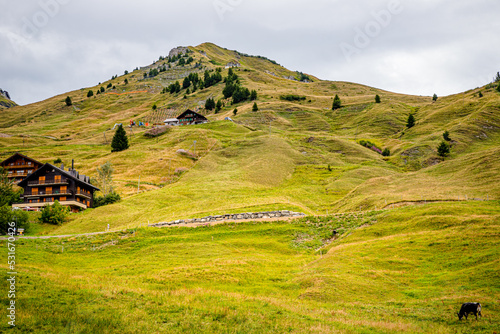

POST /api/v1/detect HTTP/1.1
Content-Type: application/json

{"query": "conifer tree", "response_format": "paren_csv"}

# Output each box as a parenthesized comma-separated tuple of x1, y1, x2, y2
(332, 95, 342, 110)
(437, 141, 450, 157)
(65, 96, 72, 106)
(111, 124, 129, 152)
(375, 94, 381, 103)
(87, 90, 94, 98)
(252, 102, 259, 112)
(433, 93, 438, 101)
(406, 114, 415, 128)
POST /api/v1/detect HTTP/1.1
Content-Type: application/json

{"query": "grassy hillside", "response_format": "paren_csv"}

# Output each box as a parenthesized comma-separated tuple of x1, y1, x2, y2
(0, 42, 499, 235)
(1, 202, 498, 333)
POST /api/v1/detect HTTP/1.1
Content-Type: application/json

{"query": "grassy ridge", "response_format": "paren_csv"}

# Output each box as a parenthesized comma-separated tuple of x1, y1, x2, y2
(1, 202, 498, 333)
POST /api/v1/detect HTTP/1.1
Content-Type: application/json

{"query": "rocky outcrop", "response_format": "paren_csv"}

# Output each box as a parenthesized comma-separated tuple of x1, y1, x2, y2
(0, 89, 16, 108)
(0, 89, 11, 100)
(169, 46, 189, 58)
(150, 210, 306, 227)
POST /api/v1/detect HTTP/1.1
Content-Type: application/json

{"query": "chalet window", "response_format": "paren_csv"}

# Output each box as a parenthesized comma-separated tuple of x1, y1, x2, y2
(28, 162, 32, 165)
(32, 188, 38, 195)
(60, 197, 66, 201)
(46, 187, 52, 195)
(17, 170, 24, 174)
(61, 186, 67, 193)
(55, 175, 61, 183)
(39, 176, 45, 184)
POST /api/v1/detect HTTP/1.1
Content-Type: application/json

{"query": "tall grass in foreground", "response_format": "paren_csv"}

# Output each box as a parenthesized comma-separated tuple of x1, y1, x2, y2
(1, 202, 499, 333)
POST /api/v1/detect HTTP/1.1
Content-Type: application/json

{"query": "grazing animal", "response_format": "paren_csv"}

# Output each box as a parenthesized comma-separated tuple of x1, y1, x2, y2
(457, 302, 482, 320)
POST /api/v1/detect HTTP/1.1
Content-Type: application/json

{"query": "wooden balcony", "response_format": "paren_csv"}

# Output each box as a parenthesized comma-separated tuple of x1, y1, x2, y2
(23, 191, 71, 197)
(28, 178, 69, 186)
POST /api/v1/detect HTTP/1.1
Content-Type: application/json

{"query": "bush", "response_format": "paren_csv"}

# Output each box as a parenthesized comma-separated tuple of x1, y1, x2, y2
(54, 158, 63, 164)
(38, 201, 69, 225)
(432, 94, 438, 101)
(382, 148, 391, 157)
(478, 91, 483, 98)
(93, 192, 121, 208)
(0, 206, 30, 235)
(280, 94, 306, 102)
(375, 95, 381, 103)
(233, 108, 238, 116)
(87, 90, 94, 98)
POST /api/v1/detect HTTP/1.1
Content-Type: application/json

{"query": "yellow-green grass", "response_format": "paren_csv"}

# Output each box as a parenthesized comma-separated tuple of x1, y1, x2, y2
(1, 42, 499, 235)
(1, 202, 498, 333)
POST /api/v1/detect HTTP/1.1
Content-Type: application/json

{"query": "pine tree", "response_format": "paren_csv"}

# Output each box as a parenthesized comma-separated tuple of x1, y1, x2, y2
(443, 130, 451, 141)
(252, 102, 259, 112)
(65, 96, 72, 106)
(87, 90, 94, 98)
(250, 90, 258, 101)
(332, 95, 342, 110)
(433, 93, 438, 101)
(233, 108, 238, 115)
(183, 77, 191, 89)
(215, 99, 222, 113)
(375, 94, 381, 103)
(437, 141, 450, 157)
(478, 91, 483, 98)
(406, 114, 415, 128)
(111, 125, 129, 152)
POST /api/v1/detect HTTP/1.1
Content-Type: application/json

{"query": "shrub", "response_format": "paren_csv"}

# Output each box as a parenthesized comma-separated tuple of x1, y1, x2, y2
(432, 94, 438, 101)
(437, 141, 450, 157)
(93, 192, 121, 208)
(375, 95, 381, 103)
(0, 205, 30, 235)
(38, 201, 69, 225)
(382, 148, 391, 157)
(87, 90, 94, 98)
(252, 102, 259, 112)
(54, 158, 63, 164)
(65, 96, 72, 106)
(107, 83, 112, 88)
(280, 94, 306, 102)
(233, 108, 238, 116)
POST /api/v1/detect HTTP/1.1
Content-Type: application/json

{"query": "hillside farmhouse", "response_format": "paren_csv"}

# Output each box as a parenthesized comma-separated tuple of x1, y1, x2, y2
(165, 109, 208, 126)
(1, 153, 44, 184)
(15, 163, 99, 212)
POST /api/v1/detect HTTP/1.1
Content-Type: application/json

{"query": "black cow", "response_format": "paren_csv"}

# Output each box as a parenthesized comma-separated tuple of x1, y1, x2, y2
(457, 302, 482, 320)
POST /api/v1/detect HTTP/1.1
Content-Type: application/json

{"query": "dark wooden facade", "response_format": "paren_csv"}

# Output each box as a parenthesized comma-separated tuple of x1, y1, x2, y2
(15, 163, 99, 212)
(176, 110, 208, 126)
(0, 153, 43, 184)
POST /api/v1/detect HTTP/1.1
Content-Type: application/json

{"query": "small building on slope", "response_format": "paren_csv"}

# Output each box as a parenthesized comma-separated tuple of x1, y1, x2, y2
(0, 152, 44, 184)
(176, 109, 208, 126)
(15, 163, 99, 212)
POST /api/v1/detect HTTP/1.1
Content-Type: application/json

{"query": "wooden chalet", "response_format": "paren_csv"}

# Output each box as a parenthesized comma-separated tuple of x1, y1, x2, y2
(0, 153, 44, 183)
(176, 110, 208, 126)
(15, 163, 99, 212)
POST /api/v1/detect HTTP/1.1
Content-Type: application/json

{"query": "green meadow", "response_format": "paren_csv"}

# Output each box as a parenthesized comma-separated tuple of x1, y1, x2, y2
(1, 202, 499, 333)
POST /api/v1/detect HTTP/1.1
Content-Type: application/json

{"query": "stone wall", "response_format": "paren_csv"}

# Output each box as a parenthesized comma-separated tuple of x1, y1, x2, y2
(150, 210, 306, 227)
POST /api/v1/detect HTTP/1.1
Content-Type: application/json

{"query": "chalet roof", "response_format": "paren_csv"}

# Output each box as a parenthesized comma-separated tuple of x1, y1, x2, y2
(18, 163, 100, 191)
(163, 118, 179, 123)
(0, 152, 44, 166)
(176, 109, 208, 121)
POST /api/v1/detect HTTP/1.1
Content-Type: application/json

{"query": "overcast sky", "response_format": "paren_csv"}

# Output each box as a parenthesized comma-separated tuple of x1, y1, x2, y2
(1, 0, 499, 105)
